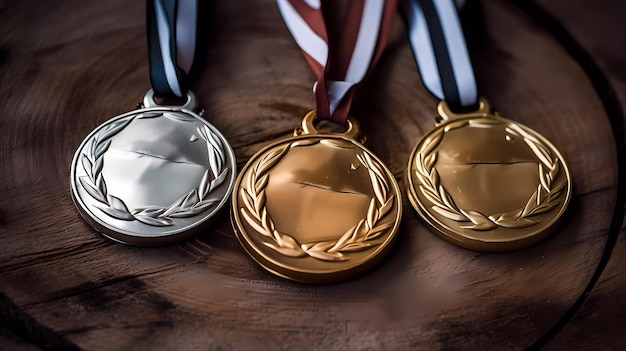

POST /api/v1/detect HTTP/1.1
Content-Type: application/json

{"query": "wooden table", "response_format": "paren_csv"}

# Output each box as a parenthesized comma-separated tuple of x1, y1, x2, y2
(1, 0, 624, 349)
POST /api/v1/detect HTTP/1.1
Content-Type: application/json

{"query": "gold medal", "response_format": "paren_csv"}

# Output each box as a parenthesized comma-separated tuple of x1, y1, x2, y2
(231, 112, 402, 283)
(406, 98, 572, 251)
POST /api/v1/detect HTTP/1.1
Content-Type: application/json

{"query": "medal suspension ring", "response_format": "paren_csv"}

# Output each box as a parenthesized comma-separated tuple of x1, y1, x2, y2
(239, 140, 395, 262)
(415, 120, 567, 231)
(78, 112, 228, 227)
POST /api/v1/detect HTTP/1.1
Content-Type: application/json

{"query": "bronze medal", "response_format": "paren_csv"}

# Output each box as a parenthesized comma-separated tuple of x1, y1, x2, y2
(232, 112, 402, 283)
(406, 99, 572, 251)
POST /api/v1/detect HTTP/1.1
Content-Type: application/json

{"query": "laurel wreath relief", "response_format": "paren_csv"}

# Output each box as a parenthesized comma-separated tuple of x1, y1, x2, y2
(239, 140, 395, 262)
(78, 112, 228, 227)
(415, 120, 567, 231)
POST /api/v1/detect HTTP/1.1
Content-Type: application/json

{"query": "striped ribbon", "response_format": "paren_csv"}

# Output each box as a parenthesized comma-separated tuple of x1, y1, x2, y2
(402, 0, 478, 110)
(277, 0, 398, 124)
(147, 0, 198, 98)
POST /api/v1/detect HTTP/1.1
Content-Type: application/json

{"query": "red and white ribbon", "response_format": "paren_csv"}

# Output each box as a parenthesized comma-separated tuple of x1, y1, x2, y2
(277, 0, 397, 124)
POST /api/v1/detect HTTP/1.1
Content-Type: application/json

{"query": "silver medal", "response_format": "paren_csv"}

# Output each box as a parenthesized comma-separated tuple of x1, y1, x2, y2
(70, 90, 236, 246)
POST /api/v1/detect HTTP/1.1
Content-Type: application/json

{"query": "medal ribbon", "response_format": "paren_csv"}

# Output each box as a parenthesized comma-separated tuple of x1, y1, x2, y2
(276, 0, 398, 124)
(147, 0, 198, 98)
(402, 0, 478, 110)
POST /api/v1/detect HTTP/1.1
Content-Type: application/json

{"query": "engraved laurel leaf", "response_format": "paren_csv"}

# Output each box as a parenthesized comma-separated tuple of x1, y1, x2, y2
(198, 170, 211, 201)
(530, 201, 560, 216)
(241, 208, 269, 236)
(261, 207, 269, 231)
(549, 158, 560, 178)
(79, 176, 106, 203)
(520, 189, 539, 217)
(415, 170, 433, 190)
(301, 240, 336, 252)
(255, 174, 269, 192)
(133, 208, 165, 216)
(430, 169, 440, 189)
(432, 206, 467, 222)
(495, 218, 538, 228)
(423, 132, 444, 157)
(94, 139, 111, 159)
(96, 174, 107, 195)
(365, 153, 384, 180)
(240, 188, 256, 218)
(490, 211, 518, 223)
(459, 209, 497, 231)
(262, 242, 307, 257)
(339, 242, 377, 252)
(81, 156, 93, 179)
(192, 199, 220, 211)
(163, 112, 195, 122)
(208, 147, 219, 182)
(306, 249, 347, 261)
(379, 196, 394, 219)
(424, 152, 438, 172)
(134, 215, 172, 226)
(169, 209, 205, 218)
(256, 146, 289, 177)
(366, 198, 377, 230)
(526, 137, 552, 168)
(211, 169, 228, 190)
(160, 195, 186, 218)
(328, 223, 359, 253)
(97, 207, 135, 221)
(181, 189, 199, 209)
(99, 118, 132, 142)
(370, 173, 386, 207)
(439, 185, 457, 210)
(539, 164, 550, 192)
(365, 221, 394, 241)
(255, 190, 266, 214)
(92, 157, 104, 179)
(107, 195, 129, 212)
(420, 186, 445, 208)
(274, 230, 301, 251)
(202, 126, 224, 174)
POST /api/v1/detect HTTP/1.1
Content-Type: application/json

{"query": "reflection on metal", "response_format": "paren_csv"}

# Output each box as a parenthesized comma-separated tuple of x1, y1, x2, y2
(70, 90, 236, 246)
(231, 111, 402, 283)
(407, 98, 572, 251)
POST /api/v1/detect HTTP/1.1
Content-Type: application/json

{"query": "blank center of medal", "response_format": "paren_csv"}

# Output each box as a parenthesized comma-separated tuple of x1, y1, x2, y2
(434, 121, 538, 215)
(101, 116, 209, 209)
(263, 141, 374, 244)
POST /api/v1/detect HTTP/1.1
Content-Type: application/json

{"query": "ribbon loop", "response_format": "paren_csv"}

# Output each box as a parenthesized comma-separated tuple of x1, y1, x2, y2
(277, 0, 397, 124)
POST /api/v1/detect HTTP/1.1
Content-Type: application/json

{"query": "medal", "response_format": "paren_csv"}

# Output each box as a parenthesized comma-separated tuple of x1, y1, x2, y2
(70, 0, 236, 246)
(231, 0, 401, 283)
(402, 0, 571, 251)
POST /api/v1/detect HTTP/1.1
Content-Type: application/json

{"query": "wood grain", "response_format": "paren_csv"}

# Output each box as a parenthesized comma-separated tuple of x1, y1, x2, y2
(526, 0, 626, 349)
(0, 0, 621, 349)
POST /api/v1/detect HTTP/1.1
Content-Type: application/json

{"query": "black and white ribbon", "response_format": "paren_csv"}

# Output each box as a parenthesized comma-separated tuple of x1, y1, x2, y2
(403, 0, 478, 109)
(147, 0, 198, 98)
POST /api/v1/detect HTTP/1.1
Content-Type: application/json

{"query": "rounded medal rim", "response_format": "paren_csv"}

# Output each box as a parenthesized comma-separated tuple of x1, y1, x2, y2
(70, 107, 237, 246)
(231, 133, 403, 284)
(405, 114, 572, 252)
